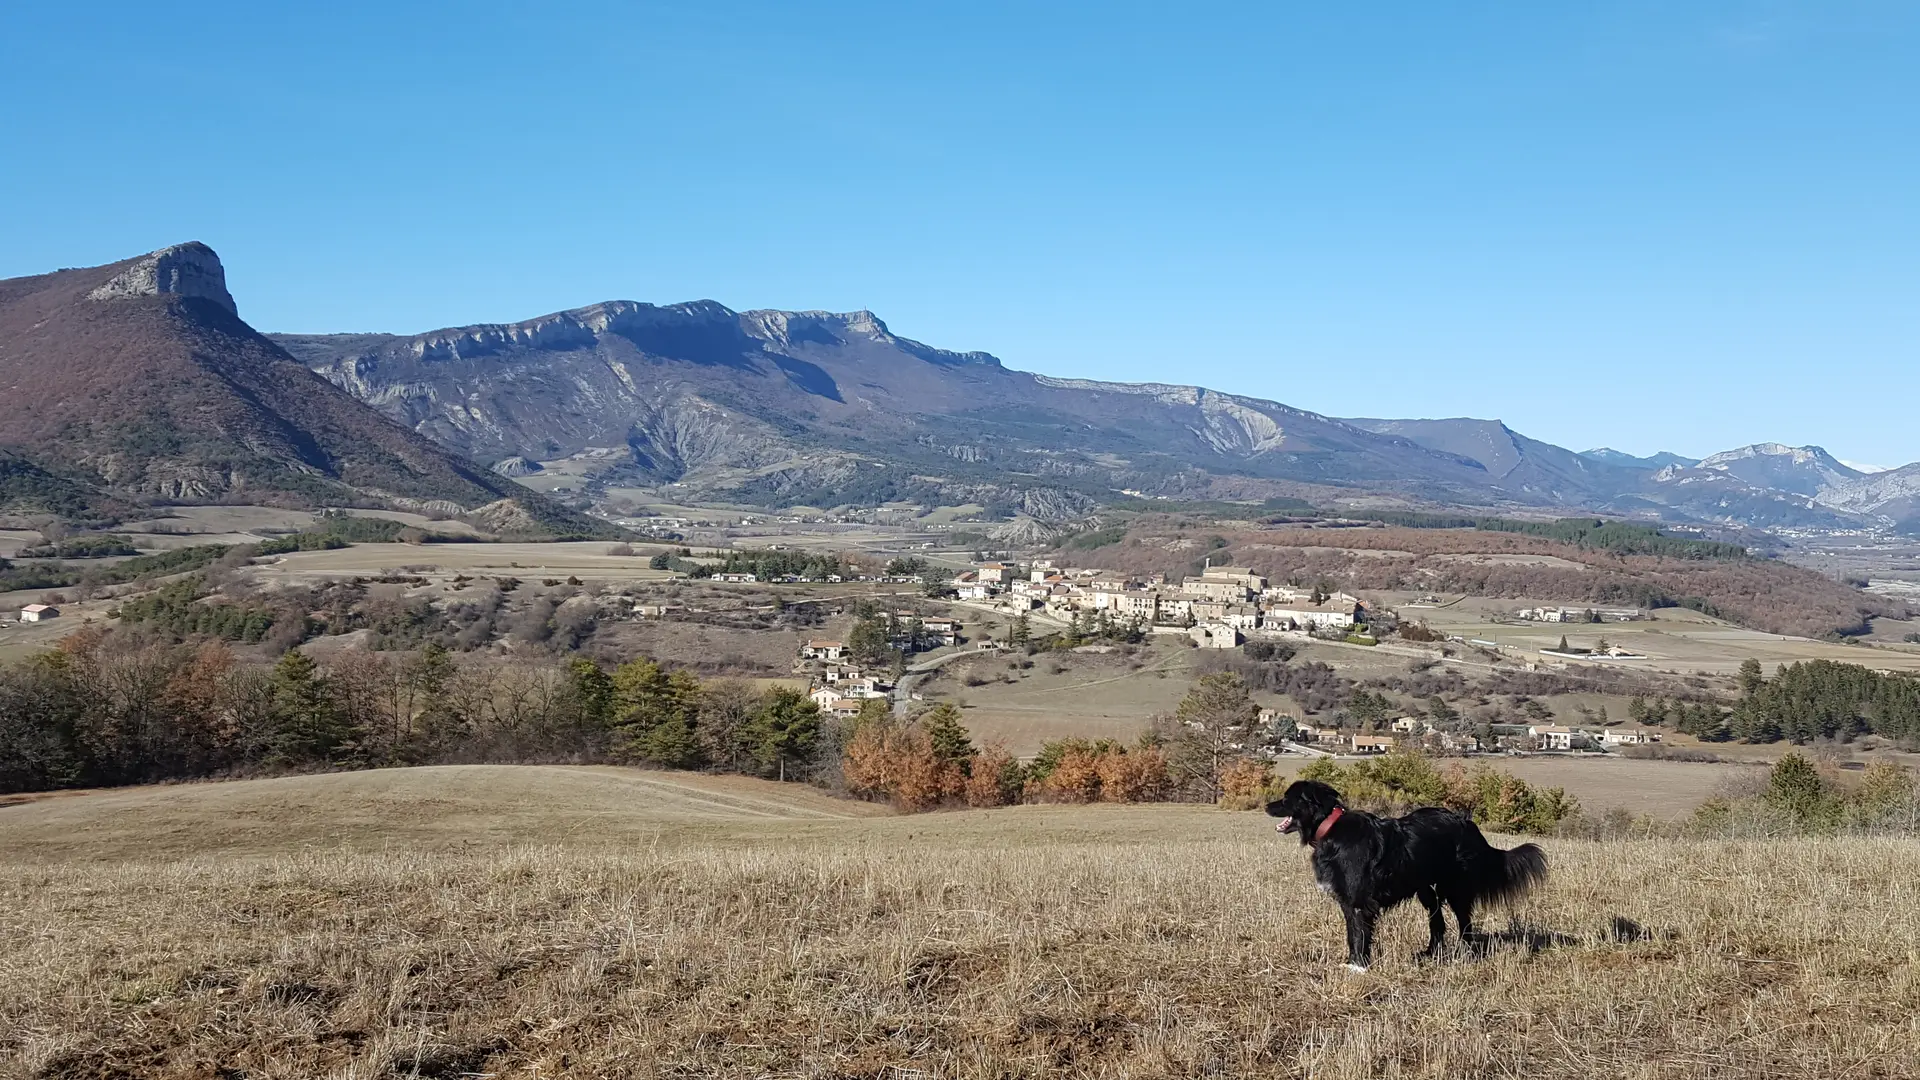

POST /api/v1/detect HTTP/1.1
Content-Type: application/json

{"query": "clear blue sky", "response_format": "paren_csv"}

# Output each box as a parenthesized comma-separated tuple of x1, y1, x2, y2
(4, 2, 1916, 465)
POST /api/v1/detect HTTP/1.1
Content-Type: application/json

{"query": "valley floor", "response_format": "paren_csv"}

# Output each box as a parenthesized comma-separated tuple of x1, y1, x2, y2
(3, 766, 1917, 1078)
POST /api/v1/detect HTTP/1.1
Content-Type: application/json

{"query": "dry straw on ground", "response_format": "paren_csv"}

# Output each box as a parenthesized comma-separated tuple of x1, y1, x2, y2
(2, 766, 1918, 1078)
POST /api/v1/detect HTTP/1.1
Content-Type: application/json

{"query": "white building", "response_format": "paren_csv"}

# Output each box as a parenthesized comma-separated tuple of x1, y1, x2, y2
(800, 640, 846, 661)
(1095, 590, 1160, 620)
(19, 604, 59, 623)
(1528, 725, 1595, 751)
(1349, 735, 1395, 755)
(1263, 599, 1360, 630)
(1601, 728, 1661, 746)
(1181, 577, 1252, 602)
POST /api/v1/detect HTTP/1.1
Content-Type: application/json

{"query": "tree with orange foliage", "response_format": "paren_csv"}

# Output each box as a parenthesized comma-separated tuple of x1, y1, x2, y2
(1096, 746, 1171, 803)
(1030, 746, 1103, 803)
(966, 742, 1023, 807)
(841, 714, 970, 810)
(1217, 756, 1274, 809)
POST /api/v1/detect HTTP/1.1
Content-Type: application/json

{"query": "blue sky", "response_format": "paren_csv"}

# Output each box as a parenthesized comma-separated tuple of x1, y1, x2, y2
(3, 2, 1916, 465)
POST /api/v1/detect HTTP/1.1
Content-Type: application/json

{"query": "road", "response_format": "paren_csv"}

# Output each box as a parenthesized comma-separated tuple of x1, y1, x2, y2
(892, 645, 1002, 715)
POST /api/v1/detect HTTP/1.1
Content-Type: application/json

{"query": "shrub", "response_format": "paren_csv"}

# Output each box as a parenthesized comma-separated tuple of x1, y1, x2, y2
(1296, 749, 1579, 834)
(1217, 758, 1274, 810)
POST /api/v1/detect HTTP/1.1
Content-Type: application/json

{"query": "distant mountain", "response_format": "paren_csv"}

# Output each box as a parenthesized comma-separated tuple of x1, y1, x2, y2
(1579, 447, 1699, 471)
(1686, 443, 1862, 498)
(277, 302, 1920, 536)
(279, 304, 1569, 516)
(1343, 418, 1641, 502)
(1812, 463, 1920, 533)
(0, 244, 609, 535)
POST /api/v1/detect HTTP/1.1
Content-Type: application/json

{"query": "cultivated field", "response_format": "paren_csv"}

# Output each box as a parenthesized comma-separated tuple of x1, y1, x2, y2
(1405, 596, 1920, 676)
(4, 767, 1917, 1078)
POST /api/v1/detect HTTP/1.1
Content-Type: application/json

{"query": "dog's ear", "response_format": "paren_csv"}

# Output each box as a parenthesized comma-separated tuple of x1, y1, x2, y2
(1288, 780, 1342, 817)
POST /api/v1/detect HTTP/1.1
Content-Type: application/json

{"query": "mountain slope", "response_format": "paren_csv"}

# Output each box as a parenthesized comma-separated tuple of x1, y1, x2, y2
(279, 304, 1644, 514)
(0, 244, 610, 535)
(1342, 417, 1644, 503)
(1814, 463, 1920, 532)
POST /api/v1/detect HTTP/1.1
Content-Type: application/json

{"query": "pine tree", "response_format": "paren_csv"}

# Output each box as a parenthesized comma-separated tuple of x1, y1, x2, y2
(268, 650, 352, 766)
(1765, 753, 1834, 828)
(565, 657, 615, 735)
(1166, 672, 1258, 801)
(612, 659, 703, 767)
(743, 687, 821, 780)
(918, 703, 975, 771)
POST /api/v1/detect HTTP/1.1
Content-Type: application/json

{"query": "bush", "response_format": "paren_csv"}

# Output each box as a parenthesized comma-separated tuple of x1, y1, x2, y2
(1295, 749, 1579, 834)
(1218, 758, 1274, 810)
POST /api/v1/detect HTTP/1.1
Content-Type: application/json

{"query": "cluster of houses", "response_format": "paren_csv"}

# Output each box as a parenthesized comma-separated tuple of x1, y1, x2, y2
(805, 667, 891, 718)
(1287, 713, 1662, 755)
(798, 641, 893, 717)
(794, 612, 963, 718)
(1515, 606, 1644, 623)
(952, 563, 1364, 646)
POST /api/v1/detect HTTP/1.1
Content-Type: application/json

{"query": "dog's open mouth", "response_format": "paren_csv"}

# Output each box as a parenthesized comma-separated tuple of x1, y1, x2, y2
(1274, 816, 1297, 834)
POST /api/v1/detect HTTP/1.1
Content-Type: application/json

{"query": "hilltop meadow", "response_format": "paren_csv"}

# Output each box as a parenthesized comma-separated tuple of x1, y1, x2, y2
(0, 767, 1916, 1079)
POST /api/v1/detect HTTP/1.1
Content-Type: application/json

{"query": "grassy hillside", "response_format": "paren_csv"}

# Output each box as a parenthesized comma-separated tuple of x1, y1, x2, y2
(2, 767, 1915, 1078)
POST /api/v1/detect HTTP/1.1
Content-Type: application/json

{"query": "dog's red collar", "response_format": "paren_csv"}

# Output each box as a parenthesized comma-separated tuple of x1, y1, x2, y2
(1311, 807, 1344, 844)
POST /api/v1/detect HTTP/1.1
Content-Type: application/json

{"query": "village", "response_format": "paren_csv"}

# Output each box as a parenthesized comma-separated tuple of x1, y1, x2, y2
(779, 559, 1669, 759)
(953, 560, 1364, 643)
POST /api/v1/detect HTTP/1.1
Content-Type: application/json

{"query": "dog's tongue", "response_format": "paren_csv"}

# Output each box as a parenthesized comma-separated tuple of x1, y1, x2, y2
(1274, 816, 1296, 834)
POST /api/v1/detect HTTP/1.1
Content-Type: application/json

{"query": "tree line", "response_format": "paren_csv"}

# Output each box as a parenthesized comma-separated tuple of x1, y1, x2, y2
(1634, 658, 1920, 745)
(0, 630, 827, 795)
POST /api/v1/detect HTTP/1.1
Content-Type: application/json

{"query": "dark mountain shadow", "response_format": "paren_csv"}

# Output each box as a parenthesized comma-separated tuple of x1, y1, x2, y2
(772, 355, 843, 401)
(615, 320, 761, 369)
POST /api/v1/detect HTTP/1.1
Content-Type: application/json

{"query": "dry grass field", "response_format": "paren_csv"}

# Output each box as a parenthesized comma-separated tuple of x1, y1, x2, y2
(1407, 597, 1920, 677)
(5, 766, 1919, 1078)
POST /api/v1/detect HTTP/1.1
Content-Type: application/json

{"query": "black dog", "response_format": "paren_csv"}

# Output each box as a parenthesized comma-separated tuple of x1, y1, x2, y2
(1266, 779, 1547, 972)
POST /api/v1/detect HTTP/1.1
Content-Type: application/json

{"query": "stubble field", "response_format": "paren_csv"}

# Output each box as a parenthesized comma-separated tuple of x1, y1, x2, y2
(3, 766, 1918, 1079)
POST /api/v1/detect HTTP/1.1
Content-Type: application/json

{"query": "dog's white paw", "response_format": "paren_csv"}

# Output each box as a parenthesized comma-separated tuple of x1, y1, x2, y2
(1344, 963, 1370, 974)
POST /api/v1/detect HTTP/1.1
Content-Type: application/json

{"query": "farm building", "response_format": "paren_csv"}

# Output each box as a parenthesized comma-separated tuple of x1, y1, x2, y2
(20, 604, 59, 623)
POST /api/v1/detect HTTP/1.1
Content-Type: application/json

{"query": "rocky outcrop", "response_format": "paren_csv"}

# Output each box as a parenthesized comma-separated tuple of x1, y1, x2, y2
(491, 456, 544, 477)
(87, 242, 237, 315)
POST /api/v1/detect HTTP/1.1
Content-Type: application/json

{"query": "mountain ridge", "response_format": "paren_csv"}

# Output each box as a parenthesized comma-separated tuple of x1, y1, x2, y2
(0, 243, 613, 536)
(274, 297, 1920, 534)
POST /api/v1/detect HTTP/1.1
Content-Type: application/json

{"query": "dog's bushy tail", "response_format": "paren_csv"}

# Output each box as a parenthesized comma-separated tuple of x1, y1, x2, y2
(1480, 842, 1548, 905)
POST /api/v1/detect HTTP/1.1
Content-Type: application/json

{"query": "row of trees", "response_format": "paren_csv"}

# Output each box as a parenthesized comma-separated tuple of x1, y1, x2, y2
(0, 630, 826, 794)
(0, 624, 1285, 813)
(1627, 659, 1920, 745)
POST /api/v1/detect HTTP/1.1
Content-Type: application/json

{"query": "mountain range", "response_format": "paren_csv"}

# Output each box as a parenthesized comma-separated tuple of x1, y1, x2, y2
(4, 242, 1914, 538)
(275, 291, 1920, 535)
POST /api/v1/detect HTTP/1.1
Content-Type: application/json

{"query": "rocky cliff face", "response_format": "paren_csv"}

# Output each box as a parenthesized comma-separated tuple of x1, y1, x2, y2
(86, 241, 237, 316)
